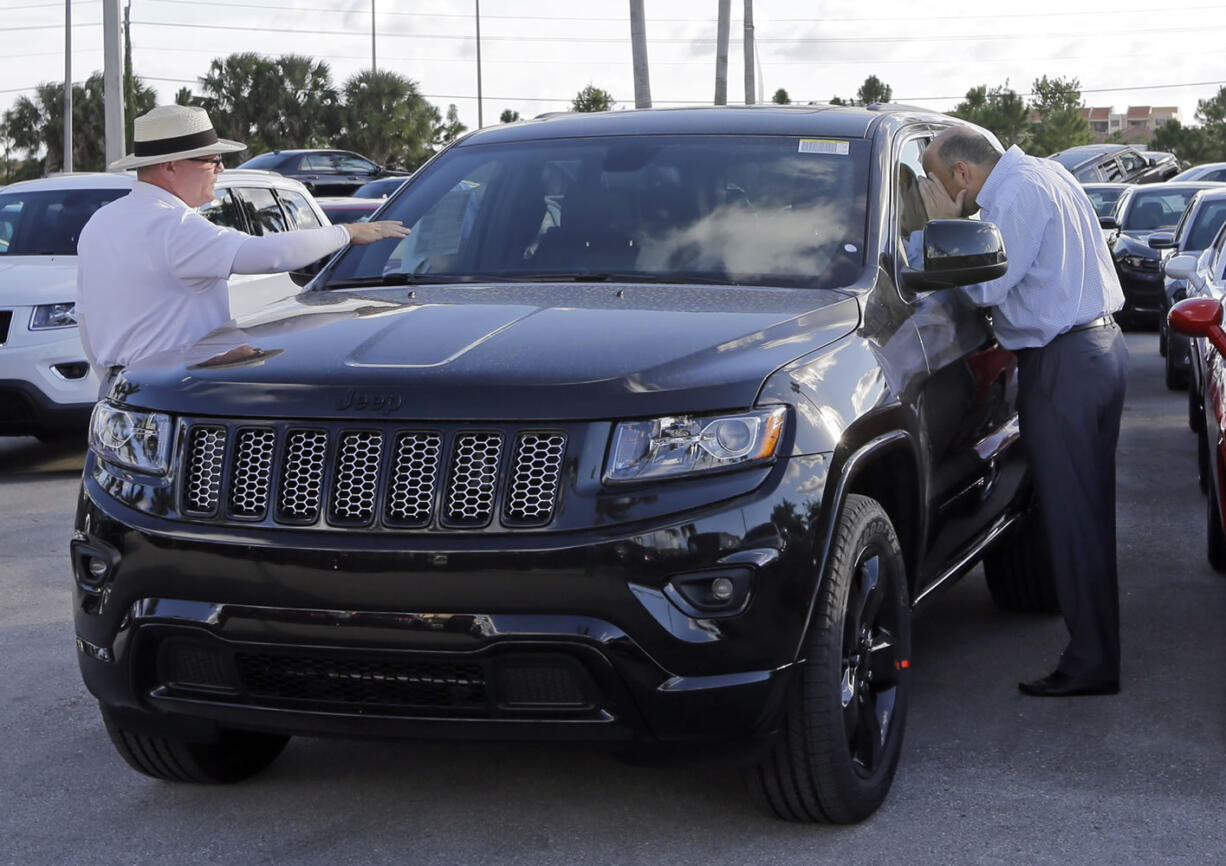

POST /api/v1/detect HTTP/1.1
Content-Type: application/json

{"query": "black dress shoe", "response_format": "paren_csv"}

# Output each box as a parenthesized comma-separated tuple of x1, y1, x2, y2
(1017, 671, 1120, 697)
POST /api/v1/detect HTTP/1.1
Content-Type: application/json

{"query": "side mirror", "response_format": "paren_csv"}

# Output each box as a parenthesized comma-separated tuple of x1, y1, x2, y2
(900, 219, 1008, 293)
(290, 258, 326, 287)
(1099, 216, 1120, 231)
(1148, 232, 1176, 250)
(1164, 253, 1198, 281)
(1169, 297, 1226, 355)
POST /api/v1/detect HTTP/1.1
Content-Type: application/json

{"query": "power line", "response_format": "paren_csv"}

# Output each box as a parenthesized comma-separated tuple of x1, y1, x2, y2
(126, 17, 1226, 44)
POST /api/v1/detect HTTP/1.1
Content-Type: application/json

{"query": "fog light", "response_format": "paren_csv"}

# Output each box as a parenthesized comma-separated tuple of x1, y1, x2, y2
(665, 567, 753, 618)
(87, 557, 109, 580)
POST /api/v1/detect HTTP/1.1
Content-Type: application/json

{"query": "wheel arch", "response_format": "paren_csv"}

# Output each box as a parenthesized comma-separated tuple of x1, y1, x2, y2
(790, 427, 923, 661)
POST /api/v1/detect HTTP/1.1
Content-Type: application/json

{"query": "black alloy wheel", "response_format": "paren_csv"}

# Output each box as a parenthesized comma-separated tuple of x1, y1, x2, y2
(746, 494, 910, 823)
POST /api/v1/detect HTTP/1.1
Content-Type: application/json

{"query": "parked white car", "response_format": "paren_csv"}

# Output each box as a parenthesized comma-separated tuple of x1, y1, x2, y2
(0, 169, 330, 440)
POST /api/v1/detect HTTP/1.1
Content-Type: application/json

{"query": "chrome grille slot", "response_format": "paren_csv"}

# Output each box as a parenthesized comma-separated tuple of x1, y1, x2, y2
(228, 428, 276, 518)
(183, 425, 227, 514)
(386, 431, 442, 526)
(446, 433, 504, 525)
(505, 432, 567, 525)
(329, 431, 384, 524)
(278, 429, 328, 522)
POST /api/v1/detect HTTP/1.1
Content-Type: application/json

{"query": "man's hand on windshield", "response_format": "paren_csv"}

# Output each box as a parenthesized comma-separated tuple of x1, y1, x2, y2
(343, 220, 411, 245)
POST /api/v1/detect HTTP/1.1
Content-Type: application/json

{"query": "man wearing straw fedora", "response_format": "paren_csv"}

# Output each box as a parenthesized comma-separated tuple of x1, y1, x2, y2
(76, 104, 410, 392)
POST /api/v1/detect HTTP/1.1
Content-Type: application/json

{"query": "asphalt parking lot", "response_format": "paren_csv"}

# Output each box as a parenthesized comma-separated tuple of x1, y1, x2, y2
(2, 329, 1224, 865)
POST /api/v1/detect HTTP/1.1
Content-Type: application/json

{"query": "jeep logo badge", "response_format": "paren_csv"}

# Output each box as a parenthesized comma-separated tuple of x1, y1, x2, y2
(337, 389, 403, 414)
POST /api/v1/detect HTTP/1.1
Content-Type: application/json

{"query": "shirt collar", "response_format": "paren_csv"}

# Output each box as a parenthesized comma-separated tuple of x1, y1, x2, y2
(131, 180, 192, 210)
(975, 144, 1024, 214)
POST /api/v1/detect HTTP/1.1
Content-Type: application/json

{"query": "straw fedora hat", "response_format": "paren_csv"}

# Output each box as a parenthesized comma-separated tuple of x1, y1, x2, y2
(109, 104, 246, 171)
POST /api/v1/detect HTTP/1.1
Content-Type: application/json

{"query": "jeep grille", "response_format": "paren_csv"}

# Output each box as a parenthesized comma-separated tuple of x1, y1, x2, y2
(179, 419, 567, 530)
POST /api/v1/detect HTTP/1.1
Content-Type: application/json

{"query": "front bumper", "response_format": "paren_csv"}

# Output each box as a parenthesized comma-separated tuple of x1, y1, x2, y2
(1116, 265, 1164, 315)
(72, 452, 830, 745)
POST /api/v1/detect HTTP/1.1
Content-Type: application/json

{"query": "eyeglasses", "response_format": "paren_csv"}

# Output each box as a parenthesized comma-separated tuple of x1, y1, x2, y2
(187, 156, 224, 169)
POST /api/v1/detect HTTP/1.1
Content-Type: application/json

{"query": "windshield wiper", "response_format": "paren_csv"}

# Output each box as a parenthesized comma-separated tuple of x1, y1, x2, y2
(325, 273, 480, 288)
(503, 272, 742, 286)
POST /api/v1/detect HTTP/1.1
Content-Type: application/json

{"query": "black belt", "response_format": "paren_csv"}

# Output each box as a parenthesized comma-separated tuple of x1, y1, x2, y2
(1068, 314, 1115, 334)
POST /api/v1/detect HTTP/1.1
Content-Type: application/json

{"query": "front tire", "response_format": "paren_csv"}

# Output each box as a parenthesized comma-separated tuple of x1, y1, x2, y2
(1166, 347, 1188, 390)
(746, 494, 910, 824)
(102, 706, 289, 783)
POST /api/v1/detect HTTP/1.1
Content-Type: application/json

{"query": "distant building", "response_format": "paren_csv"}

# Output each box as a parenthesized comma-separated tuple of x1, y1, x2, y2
(1078, 105, 1182, 144)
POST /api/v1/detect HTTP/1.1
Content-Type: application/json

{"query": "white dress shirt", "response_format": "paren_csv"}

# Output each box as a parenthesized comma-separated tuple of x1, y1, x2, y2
(76, 181, 350, 369)
(964, 145, 1124, 350)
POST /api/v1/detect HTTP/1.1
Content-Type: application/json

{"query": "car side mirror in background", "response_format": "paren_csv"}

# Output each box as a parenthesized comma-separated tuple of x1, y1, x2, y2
(290, 258, 326, 287)
(1099, 216, 1120, 231)
(1169, 297, 1226, 355)
(1148, 232, 1176, 250)
(1163, 253, 1198, 281)
(900, 218, 1008, 293)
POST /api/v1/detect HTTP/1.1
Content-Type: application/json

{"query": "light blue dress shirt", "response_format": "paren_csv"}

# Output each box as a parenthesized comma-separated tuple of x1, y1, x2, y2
(965, 146, 1125, 350)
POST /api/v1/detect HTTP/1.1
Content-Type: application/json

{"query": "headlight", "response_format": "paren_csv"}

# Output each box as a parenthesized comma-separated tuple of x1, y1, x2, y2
(31, 302, 78, 329)
(1121, 255, 1148, 269)
(604, 406, 786, 483)
(89, 403, 173, 475)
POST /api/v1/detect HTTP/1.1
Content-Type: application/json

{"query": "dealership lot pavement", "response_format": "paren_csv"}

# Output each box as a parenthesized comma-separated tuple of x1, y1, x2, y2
(2, 330, 1224, 865)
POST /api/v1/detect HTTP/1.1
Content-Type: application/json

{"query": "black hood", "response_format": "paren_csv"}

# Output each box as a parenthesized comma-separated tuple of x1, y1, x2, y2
(1113, 231, 1161, 258)
(118, 283, 860, 421)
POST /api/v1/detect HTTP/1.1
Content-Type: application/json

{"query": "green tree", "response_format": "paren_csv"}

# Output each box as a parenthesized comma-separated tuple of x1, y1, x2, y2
(1029, 75, 1091, 154)
(1194, 85, 1226, 159)
(772, 88, 790, 105)
(950, 82, 1030, 149)
(195, 53, 337, 155)
(336, 69, 441, 170)
(571, 85, 614, 113)
(830, 75, 892, 107)
(433, 104, 467, 149)
(856, 74, 892, 106)
(1152, 120, 1222, 165)
(499, 109, 521, 123)
(2, 71, 155, 175)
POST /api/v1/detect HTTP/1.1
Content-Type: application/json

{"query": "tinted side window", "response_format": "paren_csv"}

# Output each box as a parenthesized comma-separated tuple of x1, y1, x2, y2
(301, 154, 337, 172)
(1098, 158, 1124, 182)
(200, 189, 246, 231)
(234, 187, 289, 235)
(1205, 169, 1226, 182)
(336, 155, 377, 173)
(1118, 151, 1145, 174)
(277, 190, 324, 230)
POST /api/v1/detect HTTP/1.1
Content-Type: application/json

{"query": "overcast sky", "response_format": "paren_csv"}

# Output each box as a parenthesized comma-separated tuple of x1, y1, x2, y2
(5, 0, 1226, 142)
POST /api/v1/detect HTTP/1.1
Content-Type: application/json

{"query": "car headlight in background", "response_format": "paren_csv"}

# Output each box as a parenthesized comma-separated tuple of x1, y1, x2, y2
(605, 406, 786, 483)
(31, 302, 78, 329)
(89, 403, 173, 475)
(1121, 255, 1150, 269)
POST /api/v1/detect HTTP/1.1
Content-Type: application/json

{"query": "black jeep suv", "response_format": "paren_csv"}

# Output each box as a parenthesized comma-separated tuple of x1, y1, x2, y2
(73, 106, 1045, 823)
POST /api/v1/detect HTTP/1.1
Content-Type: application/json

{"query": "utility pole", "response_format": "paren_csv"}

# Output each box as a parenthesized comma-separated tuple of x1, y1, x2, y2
(103, 0, 125, 168)
(714, 0, 730, 105)
(743, 0, 755, 105)
(630, 0, 651, 108)
(371, 0, 376, 73)
(64, 0, 72, 172)
(475, 0, 483, 127)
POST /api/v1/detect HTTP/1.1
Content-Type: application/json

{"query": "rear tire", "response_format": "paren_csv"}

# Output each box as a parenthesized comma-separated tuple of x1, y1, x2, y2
(982, 503, 1060, 614)
(1165, 347, 1188, 390)
(1208, 489, 1226, 573)
(746, 494, 910, 824)
(102, 706, 289, 783)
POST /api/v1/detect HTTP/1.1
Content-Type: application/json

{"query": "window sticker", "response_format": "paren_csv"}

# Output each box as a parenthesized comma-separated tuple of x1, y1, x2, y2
(798, 139, 850, 156)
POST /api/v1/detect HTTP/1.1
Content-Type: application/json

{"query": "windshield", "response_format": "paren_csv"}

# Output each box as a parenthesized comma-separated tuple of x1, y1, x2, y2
(0, 187, 128, 255)
(326, 134, 871, 290)
(1085, 187, 1124, 218)
(1121, 188, 1199, 231)
(1179, 199, 1226, 251)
